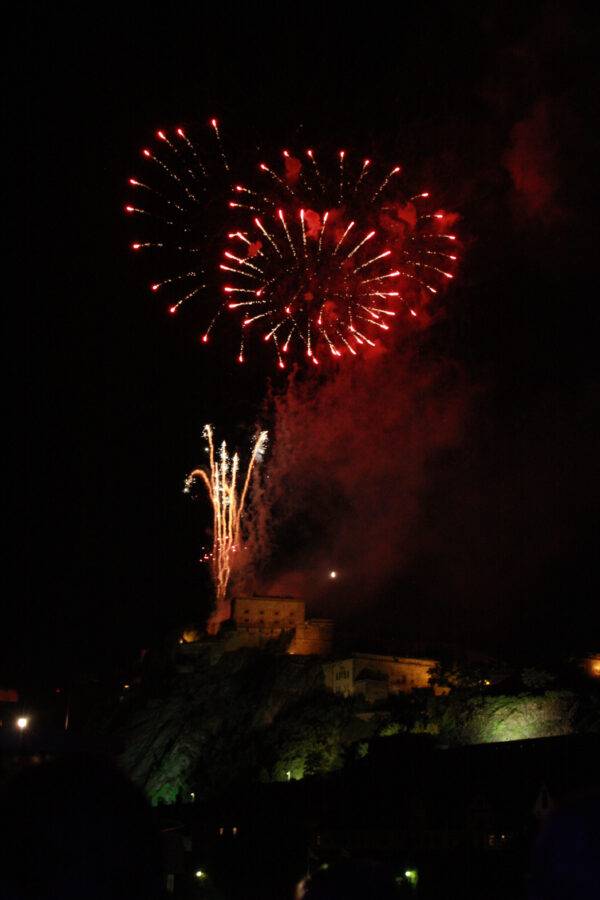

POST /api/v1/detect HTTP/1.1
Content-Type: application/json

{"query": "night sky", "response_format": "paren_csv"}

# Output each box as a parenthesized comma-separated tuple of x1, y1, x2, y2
(8, 3, 600, 686)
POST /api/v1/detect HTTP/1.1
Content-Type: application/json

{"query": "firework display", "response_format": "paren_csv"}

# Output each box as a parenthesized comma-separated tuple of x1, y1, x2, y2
(125, 122, 459, 367)
(125, 120, 230, 331)
(125, 120, 461, 633)
(184, 425, 268, 632)
(225, 150, 458, 366)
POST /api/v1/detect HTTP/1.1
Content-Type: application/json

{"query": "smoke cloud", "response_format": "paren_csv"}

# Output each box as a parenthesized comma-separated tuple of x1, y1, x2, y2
(503, 98, 564, 223)
(239, 346, 469, 615)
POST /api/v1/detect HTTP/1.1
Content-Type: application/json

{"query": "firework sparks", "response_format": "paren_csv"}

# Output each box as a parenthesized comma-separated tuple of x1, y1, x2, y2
(222, 148, 459, 364)
(125, 122, 460, 367)
(184, 425, 267, 633)
(124, 120, 231, 324)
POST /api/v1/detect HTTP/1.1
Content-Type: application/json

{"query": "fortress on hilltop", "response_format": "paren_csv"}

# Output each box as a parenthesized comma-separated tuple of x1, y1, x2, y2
(177, 594, 450, 699)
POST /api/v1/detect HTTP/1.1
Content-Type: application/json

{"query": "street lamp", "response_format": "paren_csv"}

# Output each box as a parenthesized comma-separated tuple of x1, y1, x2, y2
(404, 869, 418, 888)
(16, 716, 29, 731)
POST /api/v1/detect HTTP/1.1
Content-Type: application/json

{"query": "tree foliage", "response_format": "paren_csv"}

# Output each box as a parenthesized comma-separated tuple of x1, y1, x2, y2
(112, 645, 372, 804)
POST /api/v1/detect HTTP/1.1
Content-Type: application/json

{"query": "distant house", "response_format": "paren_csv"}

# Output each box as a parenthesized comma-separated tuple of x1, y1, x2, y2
(0, 689, 18, 703)
(323, 653, 442, 700)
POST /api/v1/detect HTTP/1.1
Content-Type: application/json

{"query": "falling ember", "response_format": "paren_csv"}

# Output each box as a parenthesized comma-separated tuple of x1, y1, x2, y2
(184, 425, 268, 634)
(210, 117, 229, 171)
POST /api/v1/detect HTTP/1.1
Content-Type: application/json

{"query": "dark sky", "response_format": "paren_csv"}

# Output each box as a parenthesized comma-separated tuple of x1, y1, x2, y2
(7, 3, 600, 685)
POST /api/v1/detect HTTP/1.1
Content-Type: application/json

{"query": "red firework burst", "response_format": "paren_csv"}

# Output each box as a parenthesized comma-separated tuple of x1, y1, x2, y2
(125, 124, 459, 367)
(224, 150, 459, 367)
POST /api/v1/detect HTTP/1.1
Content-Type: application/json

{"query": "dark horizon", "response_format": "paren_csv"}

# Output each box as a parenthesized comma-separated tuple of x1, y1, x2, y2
(7, 3, 600, 685)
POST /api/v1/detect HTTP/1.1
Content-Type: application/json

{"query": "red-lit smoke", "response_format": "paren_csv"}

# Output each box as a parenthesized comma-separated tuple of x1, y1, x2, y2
(504, 99, 563, 223)
(239, 348, 469, 611)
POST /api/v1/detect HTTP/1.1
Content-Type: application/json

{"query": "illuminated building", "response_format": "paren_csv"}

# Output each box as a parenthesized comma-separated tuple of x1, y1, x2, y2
(323, 653, 443, 699)
(233, 595, 305, 633)
(288, 619, 335, 656)
(230, 596, 334, 656)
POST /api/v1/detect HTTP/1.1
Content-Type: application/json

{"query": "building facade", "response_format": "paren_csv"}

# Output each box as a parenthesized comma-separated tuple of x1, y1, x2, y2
(233, 596, 306, 634)
(323, 653, 440, 700)
(288, 619, 335, 656)
(231, 596, 334, 656)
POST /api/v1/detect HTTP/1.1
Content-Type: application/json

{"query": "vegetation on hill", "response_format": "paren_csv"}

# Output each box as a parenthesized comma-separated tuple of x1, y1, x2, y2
(104, 643, 600, 805)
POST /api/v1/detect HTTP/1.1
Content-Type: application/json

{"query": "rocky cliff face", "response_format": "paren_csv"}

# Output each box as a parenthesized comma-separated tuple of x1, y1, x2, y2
(113, 641, 366, 804)
(107, 640, 600, 805)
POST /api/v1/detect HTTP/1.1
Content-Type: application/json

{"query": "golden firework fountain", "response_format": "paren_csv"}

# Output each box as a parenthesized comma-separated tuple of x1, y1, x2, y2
(185, 425, 267, 634)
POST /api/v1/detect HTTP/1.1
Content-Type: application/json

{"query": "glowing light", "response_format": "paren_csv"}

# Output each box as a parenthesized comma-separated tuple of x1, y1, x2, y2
(210, 117, 229, 171)
(126, 126, 459, 366)
(329, 570, 337, 579)
(404, 869, 418, 886)
(184, 426, 267, 629)
(16, 717, 29, 730)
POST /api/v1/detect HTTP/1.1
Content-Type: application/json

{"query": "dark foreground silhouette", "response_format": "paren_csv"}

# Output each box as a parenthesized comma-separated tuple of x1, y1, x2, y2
(1, 754, 163, 900)
(529, 789, 600, 899)
(296, 859, 404, 900)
